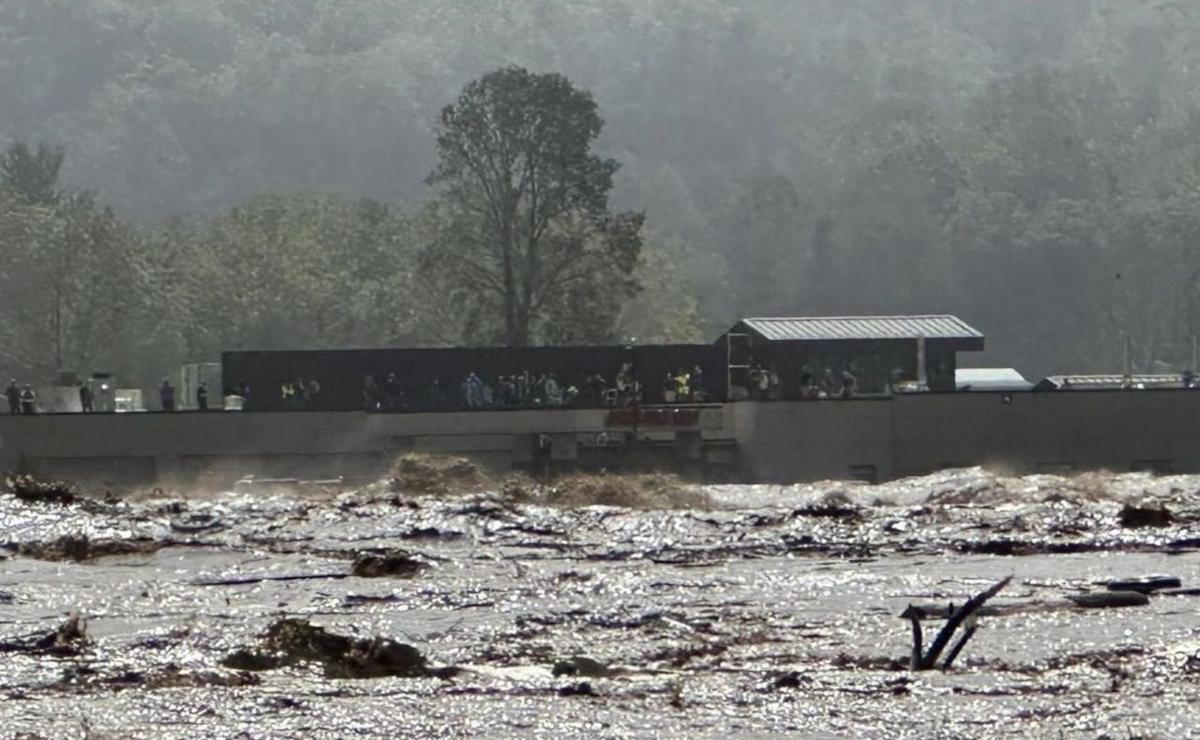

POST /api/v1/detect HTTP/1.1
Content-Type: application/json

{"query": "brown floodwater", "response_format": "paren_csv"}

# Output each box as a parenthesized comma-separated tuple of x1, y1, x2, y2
(2, 467, 1200, 738)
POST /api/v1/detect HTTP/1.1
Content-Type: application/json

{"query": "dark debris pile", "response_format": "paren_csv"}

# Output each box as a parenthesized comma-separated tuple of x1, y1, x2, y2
(222, 618, 444, 680)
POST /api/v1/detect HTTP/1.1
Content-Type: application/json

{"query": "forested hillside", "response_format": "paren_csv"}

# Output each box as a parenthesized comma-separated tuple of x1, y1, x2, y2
(2, 0, 1200, 385)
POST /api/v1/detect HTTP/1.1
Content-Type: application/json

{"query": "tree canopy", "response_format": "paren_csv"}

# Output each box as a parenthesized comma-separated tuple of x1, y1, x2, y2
(426, 67, 643, 346)
(0, 141, 64, 205)
(4, 2, 1200, 384)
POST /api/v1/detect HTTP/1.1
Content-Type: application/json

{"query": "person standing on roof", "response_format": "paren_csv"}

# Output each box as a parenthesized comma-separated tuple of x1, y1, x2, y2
(661, 372, 676, 403)
(160, 379, 176, 412)
(820, 368, 835, 398)
(841, 367, 857, 398)
(6, 379, 19, 414)
(674, 368, 690, 402)
(19, 385, 35, 414)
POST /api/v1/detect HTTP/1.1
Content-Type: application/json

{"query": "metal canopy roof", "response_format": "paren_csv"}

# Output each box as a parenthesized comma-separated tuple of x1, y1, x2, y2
(1035, 374, 1184, 391)
(737, 315, 984, 343)
(956, 367, 1031, 391)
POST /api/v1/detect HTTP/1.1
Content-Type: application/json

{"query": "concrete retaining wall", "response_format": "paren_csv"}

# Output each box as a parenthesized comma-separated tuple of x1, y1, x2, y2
(0, 406, 730, 487)
(2, 391, 1199, 487)
(733, 390, 1200, 482)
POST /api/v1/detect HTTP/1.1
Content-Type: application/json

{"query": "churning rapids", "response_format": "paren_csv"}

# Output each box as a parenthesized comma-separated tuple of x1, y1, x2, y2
(3, 461, 1200, 738)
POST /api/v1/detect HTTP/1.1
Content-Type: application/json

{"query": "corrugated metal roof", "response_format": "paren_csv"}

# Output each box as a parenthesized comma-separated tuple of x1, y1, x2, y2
(739, 315, 983, 342)
(1037, 374, 1184, 390)
(956, 368, 1031, 391)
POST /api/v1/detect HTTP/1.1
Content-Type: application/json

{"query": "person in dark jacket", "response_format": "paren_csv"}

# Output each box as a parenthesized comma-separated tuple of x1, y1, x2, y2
(79, 383, 94, 413)
(19, 385, 35, 414)
(691, 365, 705, 402)
(840, 368, 857, 398)
(160, 380, 176, 412)
(197, 381, 209, 411)
(6, 379, 19, 414)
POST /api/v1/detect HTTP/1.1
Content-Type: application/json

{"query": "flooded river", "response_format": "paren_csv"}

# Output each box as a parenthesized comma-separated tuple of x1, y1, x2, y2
(2, 464, 1200, 738)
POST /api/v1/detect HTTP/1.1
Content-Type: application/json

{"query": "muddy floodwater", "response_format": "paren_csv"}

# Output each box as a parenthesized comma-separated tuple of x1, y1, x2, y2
(3, 465, 1200, 738)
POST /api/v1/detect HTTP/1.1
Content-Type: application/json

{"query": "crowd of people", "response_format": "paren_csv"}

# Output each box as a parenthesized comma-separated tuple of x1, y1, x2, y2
(734, 362, 859, 401)
(660, 366, 706, 403)
(5, 379, 37, 414)
(2, 377, 221, 414)
(2, 360, 858, 416)
(278, 378, 321, 409)
(361, 362, 708, 412)
(797, 367, 858, 399)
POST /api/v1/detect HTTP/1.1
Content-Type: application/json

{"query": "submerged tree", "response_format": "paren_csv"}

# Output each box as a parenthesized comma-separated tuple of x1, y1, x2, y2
(424, 66, 643, 346)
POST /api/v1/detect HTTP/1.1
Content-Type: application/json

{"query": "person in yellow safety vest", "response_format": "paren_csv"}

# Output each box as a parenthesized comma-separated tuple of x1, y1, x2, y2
(673, 369, 690, 402)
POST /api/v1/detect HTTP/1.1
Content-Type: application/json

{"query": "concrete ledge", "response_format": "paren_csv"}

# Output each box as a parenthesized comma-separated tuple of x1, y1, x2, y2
(7, 390, 1200, 486)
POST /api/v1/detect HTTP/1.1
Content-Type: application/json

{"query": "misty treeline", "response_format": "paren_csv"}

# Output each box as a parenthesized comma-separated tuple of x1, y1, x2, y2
(3, 1, 1200, 386)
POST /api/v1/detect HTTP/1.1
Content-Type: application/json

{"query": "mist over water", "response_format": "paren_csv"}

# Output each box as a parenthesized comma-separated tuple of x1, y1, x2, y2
(2, 467, 1199, 737)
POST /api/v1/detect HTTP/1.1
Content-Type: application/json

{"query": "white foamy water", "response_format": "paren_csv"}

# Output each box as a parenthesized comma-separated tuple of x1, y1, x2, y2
(2, 468, 1199, 738)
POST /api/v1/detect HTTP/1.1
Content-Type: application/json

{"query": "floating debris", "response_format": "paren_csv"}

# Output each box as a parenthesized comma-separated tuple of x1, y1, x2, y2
(222, 618, 432, 679)
(350, 550, 426, 578)
(1105, 576, 1182, 594)
(4, 475, 76, 505)
(551, 655, 612, 678)
(0, 613, 89, 656)
(168, 512, 224, 534)
(1066, 591, 1149, 609)
(556, 682, 598, 697)
(1119, 504, 1173, 529)
(9, 535, 163, 562)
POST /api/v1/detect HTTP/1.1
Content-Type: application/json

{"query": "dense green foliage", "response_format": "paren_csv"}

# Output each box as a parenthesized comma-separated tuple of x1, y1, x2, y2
(2, 1, 1200, 384)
